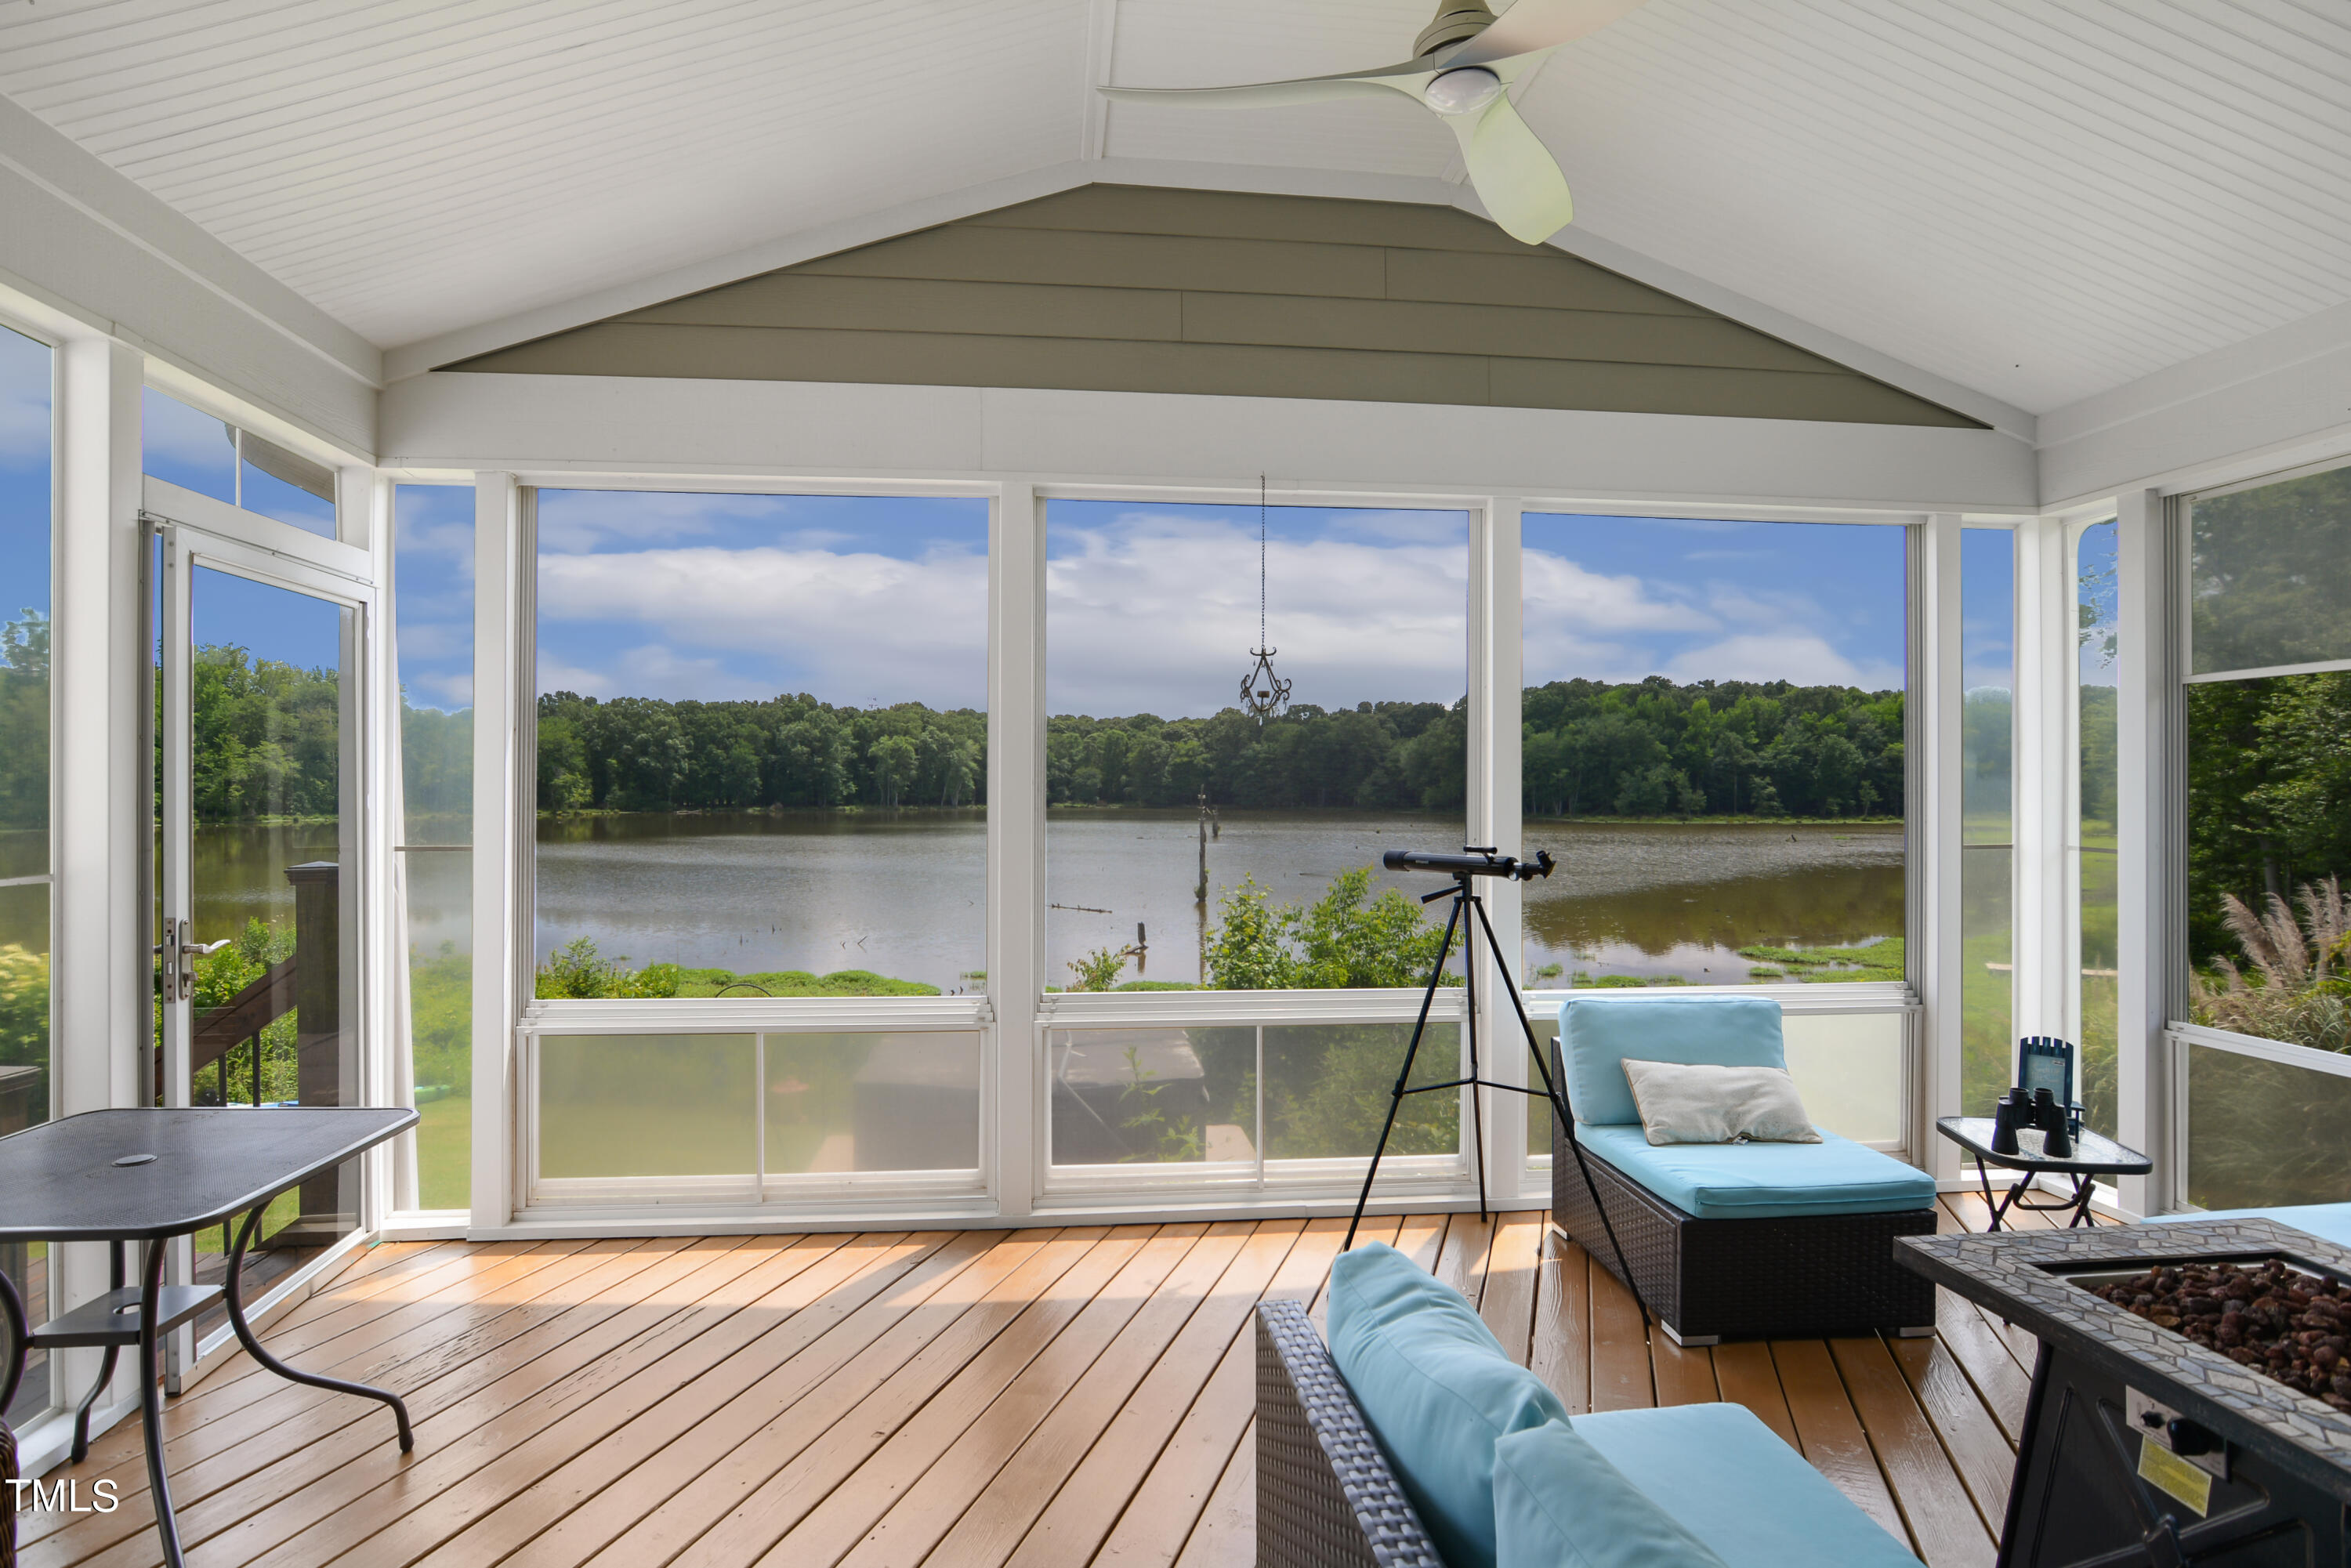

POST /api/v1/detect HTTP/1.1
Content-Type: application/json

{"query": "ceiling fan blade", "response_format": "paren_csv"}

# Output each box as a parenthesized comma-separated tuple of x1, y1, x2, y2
(1099, 61, 1429, 110)
(1447, 93, 1574, 244)
(1440, 0, 1648, 68)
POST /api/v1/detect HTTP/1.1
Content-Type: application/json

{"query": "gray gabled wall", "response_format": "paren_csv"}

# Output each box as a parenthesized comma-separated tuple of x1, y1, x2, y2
(444, 184, 1980, 429)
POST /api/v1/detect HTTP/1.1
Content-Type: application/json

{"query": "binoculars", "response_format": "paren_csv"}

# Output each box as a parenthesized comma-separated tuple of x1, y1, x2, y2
(1991, 1085, 2077, 1158)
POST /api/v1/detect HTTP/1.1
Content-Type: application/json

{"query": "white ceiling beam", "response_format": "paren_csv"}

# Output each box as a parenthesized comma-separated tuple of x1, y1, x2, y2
(1081, 0, 1119, 161)
(2037, 297, 2351, 509)
(0, 89, 379, 392)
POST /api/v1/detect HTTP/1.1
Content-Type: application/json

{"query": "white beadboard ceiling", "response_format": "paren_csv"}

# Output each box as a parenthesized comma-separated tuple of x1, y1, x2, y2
(2, 0, 2347, 416)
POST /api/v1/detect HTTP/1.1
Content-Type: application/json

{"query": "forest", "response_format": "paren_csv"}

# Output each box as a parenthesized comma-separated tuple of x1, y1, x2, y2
(522, 676, 1914, 821)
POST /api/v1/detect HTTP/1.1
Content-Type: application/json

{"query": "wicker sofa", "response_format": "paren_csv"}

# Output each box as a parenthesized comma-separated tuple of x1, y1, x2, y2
(1255, 1292, 1924, 1566)
(1546, 994, 1939, 1345)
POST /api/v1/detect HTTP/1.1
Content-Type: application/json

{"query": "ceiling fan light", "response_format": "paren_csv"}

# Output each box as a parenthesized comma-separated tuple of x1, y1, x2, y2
(1423, 66, 1504, 115)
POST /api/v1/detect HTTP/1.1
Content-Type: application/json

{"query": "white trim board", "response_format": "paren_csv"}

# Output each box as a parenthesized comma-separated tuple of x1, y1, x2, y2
(0, 94, 379, 456)
(2038, 298, 2351, 510)
(381, 374, 2037, 513)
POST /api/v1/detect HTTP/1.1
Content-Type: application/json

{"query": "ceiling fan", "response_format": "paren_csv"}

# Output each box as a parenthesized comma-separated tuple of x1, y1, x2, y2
(1098, 0, 1646, 246)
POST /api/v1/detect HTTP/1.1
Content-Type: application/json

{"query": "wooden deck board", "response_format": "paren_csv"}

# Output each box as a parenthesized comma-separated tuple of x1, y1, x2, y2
(29, 1201, 2045, 1567)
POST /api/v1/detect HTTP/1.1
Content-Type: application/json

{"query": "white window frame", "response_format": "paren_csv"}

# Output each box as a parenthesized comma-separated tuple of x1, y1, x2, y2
(472, 477, 1936, 1229)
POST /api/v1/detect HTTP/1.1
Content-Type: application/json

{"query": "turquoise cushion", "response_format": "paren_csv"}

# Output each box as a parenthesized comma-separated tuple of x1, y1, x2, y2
(1575, 1124, 1936, 1219)
(1563, 995, 1787, 1126)
(1577, 1403, 1922, 1566)
(1328, 1243, 1570, 1568)
(2146, 1204, 2351, 1249)
(1493, 1419, 1729, 1567)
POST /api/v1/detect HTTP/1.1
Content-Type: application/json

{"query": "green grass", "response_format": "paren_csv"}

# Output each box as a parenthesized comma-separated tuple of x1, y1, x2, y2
(669, 966, 940, 998)
(1734, 936, 1905, 983)
(415, 1092, 470, 1211)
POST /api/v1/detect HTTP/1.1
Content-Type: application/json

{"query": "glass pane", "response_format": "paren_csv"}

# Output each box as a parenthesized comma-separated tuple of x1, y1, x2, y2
(1782, 1010, 1904, 1146)
(2189, 462, 2351, 676)
(533, 491, 987, 998)
(1264, 1021, 1459, 1163)
(397, 483, 475, 1210)
(1049, 1027, 1252, 1167)
(238, 432, 336, 537)
(143, 387, 236, 503)
(763, 1031, 980, 1175)
(1, 328, 49, 876)
(2075, 521, 2120, 1137)
(2186, 1045, 2351, 1210)
(187, 568, 359, 1329)
(1521, 513, 1907, 986)
(1044, 500, 1469, 992)
(538, 1034, 756, 1181)
(2184, 668, 2351, 1049)
(1, 883, 50, 1425)
(1962, 528, 2016, 1114)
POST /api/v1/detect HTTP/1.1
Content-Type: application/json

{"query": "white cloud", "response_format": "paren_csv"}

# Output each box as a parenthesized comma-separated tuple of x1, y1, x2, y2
(537, 541, 991, 707)
(140, 389, 235, 465)
(395, 621, 470, 660)
(404, 669, 474, 709)
(539, 643, 780, 703)
(1045, 514, 1470, 715)
(1665, 633, 1903, 690)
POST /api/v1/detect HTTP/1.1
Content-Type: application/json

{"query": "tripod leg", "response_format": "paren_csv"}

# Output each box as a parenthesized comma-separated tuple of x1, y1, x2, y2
(1467, 894, 1651, 1331)
(1465, 892, 1487, 1222)
(1345, 890, 1465, 1251)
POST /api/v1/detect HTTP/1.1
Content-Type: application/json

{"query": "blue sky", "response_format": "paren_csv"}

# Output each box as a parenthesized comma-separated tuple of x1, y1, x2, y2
(0, 329, 49, 653)
(383, 493, 1969, 720)
(531, 490, 991, 711)
(1047, 500, 1469, 718)
(1963, 525, 2016, 694)
(1523, 514, 1909, 692)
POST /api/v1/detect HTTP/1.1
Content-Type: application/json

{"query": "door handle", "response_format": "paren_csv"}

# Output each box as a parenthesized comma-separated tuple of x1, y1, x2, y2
(156, 920, 230, 1001)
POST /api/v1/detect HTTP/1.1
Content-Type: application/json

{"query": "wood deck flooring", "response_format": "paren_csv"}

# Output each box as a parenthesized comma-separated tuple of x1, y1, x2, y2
(20, 1193, 2054, 1567)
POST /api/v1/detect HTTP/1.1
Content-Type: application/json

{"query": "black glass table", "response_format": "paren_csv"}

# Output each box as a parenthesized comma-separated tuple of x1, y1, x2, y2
(0, 1106, 418, 1568)
(1936, 1114, 2154, 1230)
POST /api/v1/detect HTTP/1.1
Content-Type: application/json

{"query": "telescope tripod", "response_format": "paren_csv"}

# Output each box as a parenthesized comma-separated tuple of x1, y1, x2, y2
(1342, 870, 1648, 1328)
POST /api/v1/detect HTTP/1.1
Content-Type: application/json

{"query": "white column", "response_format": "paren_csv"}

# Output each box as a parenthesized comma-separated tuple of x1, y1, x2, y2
(1467, 498, 1528, 1200)
(1916, 515, 1965, 1179)
(49, 335, 144, 1425)
(988, 480, 1043, 1217)
(469, 473, 522, 1230)
(357, 469, 417, 1215)
(2113, 487, 2169, 1218)
(2012, 516, 2070, 1044)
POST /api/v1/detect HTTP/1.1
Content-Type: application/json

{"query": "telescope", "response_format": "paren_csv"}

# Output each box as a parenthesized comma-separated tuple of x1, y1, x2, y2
(1381, 846, 1556, 882)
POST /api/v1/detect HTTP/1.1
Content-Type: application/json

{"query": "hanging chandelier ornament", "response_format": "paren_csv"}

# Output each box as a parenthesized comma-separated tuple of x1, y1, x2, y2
(1238, 475, 1292, 726)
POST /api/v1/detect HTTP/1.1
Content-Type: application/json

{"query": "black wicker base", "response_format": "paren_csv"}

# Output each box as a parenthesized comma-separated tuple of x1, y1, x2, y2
(1549, 1055, 1936, 1344)
(1255, 1301, 1443, 1568)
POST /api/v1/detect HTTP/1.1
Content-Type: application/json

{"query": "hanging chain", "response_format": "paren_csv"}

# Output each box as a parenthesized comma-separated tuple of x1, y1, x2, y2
(1238, 473, 1291, 724)
(1259, 473, 1268, 649)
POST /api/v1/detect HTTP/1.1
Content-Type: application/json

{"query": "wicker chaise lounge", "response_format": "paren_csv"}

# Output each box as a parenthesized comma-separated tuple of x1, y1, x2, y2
(1547, 994, 1939, 1345)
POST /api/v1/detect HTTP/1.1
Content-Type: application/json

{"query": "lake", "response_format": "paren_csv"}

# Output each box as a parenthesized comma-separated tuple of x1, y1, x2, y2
(154, 810, 1906, 992)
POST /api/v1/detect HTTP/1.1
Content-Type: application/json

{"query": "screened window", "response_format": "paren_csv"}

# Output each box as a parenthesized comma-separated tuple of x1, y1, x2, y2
(1519, 514, 1909, 987)
(2178, 460, 2351, 1208)
(1043, 500, 1469, 996)
(2074, 520, 2120, 1138)
(394, 484, 473, 1210)
(1962, 527, 2016, 1114)
(531, 491, 988, 999)
(0, 324, 52, 1427)
(141, 388, 336, 536)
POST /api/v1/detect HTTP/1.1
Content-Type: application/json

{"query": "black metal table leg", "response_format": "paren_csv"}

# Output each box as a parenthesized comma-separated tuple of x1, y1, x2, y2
(67, 1241, 125, 1462)
(136, 1237, 183, 1568)
(223, 1201, 411, 1451)
(1, 1258, 24, 1568)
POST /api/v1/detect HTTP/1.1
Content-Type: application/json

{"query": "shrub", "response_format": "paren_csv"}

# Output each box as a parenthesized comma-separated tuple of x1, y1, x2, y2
(2191, 876, 2351, 1053)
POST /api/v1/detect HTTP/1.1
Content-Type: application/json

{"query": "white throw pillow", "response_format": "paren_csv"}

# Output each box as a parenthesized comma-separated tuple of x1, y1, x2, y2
(1618, 1059, 1824, 1146)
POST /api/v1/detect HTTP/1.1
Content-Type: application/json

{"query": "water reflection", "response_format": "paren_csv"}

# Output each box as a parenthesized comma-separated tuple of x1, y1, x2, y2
(182, 812, 1909, 993)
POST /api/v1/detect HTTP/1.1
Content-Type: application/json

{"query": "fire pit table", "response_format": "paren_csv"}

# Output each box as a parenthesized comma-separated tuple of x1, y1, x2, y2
(1899, 1219, 2351, 1566)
